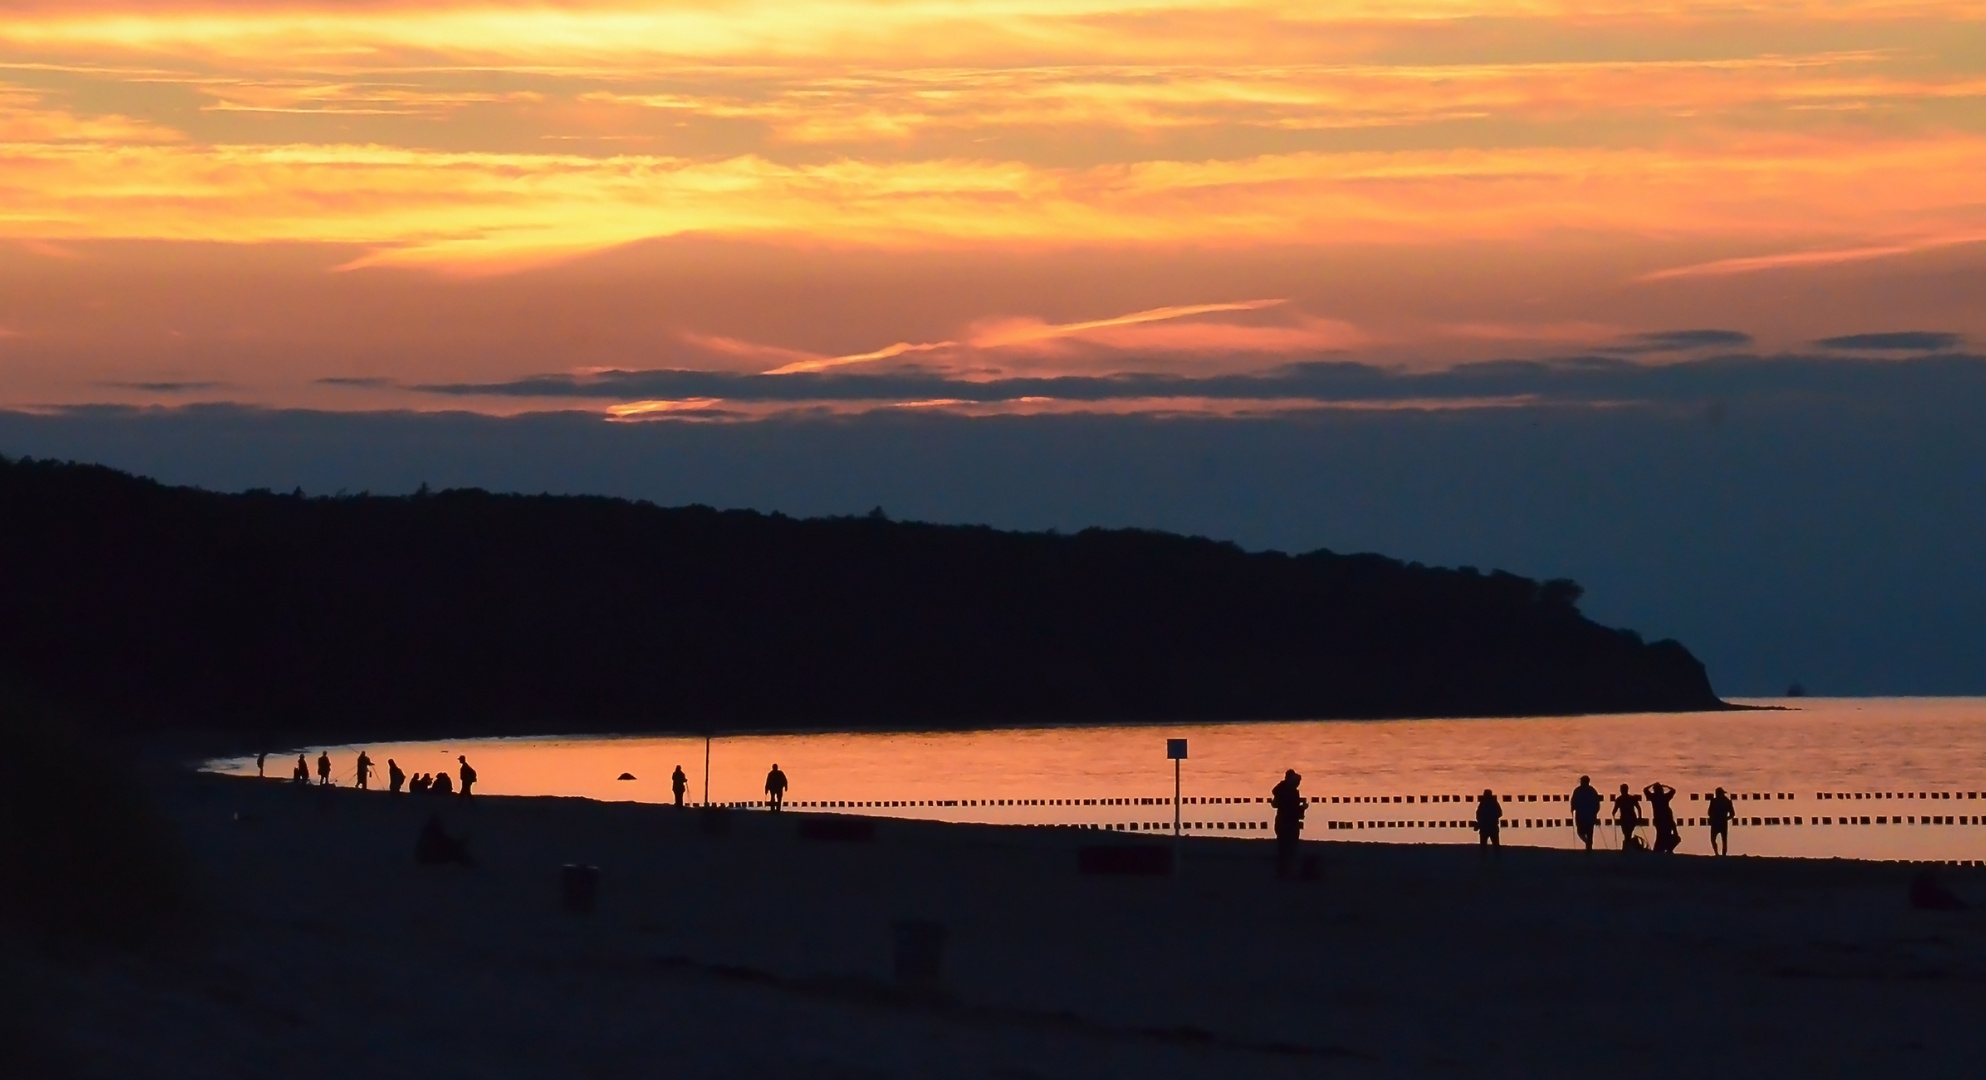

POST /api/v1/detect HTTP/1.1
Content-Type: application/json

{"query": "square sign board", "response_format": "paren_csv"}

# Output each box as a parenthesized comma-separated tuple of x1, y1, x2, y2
(1166, 738, 1188, 760)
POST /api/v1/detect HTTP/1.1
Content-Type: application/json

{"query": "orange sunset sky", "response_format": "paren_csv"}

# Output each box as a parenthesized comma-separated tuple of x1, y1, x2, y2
(2, 0, 1984, 416)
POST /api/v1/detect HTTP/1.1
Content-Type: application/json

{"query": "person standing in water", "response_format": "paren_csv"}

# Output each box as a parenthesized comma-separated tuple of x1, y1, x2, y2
(1707, 787, 1736, 856)
(355, 751, 374, 791)
(457, 755, 477, 797)
(1270, 769, 1306, 878)
(1645, 782, 1680, 852)
(316, 751, 332, 786)
(1570, 776, 1602, 850)
(1612, 784, 1643, 849)
(671, 765, 688, 808)
(764, 764, 789, 810)
(1475, 789, 1502, 855)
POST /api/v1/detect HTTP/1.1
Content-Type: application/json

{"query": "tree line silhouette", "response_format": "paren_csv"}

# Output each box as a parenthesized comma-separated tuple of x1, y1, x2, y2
(0, 456, 1724, 740)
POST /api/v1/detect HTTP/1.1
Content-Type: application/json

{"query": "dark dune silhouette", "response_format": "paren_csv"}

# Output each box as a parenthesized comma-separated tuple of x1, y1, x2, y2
(0, 456, 1724, 740)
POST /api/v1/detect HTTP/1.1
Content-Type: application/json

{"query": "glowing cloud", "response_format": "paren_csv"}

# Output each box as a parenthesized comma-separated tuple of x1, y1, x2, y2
(3, 0, 1986, 413)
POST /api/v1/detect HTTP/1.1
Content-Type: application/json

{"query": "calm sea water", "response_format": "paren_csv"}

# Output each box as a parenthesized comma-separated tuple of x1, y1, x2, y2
(212, 698, 1986, 862)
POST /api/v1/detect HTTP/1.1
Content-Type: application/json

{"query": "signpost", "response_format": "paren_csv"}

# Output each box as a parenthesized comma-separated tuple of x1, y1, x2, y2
(1166, 738, 1188, 838)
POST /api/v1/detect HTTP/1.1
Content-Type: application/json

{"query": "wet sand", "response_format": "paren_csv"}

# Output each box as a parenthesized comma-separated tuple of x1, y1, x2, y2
(19, 769, 1986, 1078)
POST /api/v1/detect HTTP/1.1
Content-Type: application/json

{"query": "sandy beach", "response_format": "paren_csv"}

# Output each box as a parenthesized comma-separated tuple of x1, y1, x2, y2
(14, 767, 1986, 1078)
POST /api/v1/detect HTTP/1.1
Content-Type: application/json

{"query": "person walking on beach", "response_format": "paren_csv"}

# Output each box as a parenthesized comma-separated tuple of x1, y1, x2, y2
(1475, 789, 1502, 854)
(457, 756, 477, 797)
(1270, 769, 1306, 878)
(1708, 787, 1735, 856)
(671, 765, 688, 808)
(1645, 782, 1680, 853)
(764, 764, 789, 811)
(293, 754, 309, 785)
(1570, 775, 1602, 850)
(355, 751, 374, 791)
(1612, 784, 1643, 849)
(387, 759, 405, 794)
(316, 751, 332, 787)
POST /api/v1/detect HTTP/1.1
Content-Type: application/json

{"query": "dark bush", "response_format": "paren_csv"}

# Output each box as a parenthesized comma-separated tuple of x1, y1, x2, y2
(0, 689, 190, 950)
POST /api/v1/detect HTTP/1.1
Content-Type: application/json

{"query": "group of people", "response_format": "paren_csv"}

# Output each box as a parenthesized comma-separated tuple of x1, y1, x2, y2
(271, 749, 476, 798)
(1474, 776, 1739, 856)
(1265, 769, 1742, 869)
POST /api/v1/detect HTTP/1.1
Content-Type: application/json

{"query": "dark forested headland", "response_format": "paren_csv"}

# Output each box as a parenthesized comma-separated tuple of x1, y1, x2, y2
(0, 456, 1724, 740)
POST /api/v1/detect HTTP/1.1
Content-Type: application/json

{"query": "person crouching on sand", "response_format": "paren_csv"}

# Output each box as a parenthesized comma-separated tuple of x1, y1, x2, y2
(1476, 789, 1502, 855)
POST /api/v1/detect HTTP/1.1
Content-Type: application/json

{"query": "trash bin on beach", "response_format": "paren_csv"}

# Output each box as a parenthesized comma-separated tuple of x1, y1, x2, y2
(891, 919, 947, 986)
(561, 864, 600, 914)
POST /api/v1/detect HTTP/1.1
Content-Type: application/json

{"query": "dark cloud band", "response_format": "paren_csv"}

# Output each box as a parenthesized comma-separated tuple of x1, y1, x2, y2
(393, 351, 1986, 409)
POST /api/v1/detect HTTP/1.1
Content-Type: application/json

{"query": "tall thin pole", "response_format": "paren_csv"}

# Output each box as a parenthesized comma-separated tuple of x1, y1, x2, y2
(703, 735, 711, 808)
(1173, 759, 1181, 837)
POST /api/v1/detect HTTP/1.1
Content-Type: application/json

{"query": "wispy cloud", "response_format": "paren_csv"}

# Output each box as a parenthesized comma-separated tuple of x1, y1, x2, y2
(966, 299, 1285, 348)
(759, 299, 1326, 375)
(103, 380, 224, 392)
(1641, 233, 1986, 281)
(1816, 331, 1962, 352)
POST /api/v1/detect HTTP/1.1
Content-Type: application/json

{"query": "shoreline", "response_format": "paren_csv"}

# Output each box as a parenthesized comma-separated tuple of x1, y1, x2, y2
(167, 699, 1766, 765)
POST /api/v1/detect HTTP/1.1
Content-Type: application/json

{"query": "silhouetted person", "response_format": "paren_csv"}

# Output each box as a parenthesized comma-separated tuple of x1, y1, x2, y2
(257, 752, 267, 778)
(411, 772, 430, 795)
(316, 751, 332, 787)
(388, 759, 405, 794)
(765, 764, 788, 810)
(415, 813, 474, 867)
(355, 751, 374, 791)
(1708, 787, 1735, 856)
(1570, 775, 1601, 850)
(1645, 782, 1680, 853)
(1270, 769, 1306, 878)
(458, 756, 477, 797)
(672, 765, 688, 808)
(1613, 784, 1642, 850)
(432, 771, 452, 796)
(1476, 789, 1502, 854)
(293, 754, 309, 786)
